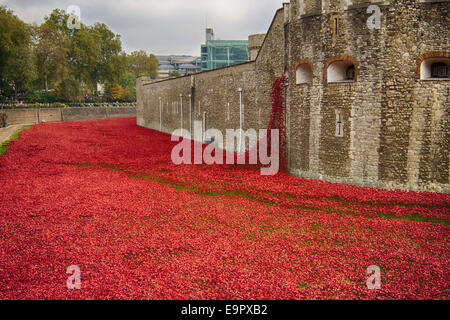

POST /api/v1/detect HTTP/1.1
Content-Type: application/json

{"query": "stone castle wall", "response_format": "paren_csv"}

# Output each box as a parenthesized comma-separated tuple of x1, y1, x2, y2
(4, 107, 136, 125)
(137, 0, 449, 192)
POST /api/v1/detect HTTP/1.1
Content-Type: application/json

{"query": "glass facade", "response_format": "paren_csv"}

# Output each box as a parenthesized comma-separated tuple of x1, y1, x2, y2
(201, 40, 249, 71)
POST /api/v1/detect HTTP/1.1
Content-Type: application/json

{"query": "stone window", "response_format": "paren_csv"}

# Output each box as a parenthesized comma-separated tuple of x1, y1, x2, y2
(417, 52, 450, 80)
(346, 65, 355, 80)
(325, 55, 359, 83)
(431, 62, 448, 78)
(335, 110, 344, 138)
(420, 59, 449, 80)
(332, 15, 339, 37)
(327, 61, 356, 82)
(295, 61, 313, 84)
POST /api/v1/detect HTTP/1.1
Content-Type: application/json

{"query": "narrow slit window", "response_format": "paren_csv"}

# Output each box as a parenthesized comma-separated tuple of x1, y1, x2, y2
(332, 16, 339, 37)
(336, 110, 344, 138)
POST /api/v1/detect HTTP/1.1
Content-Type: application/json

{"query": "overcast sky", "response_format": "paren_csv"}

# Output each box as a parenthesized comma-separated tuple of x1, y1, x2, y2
(0, 0, 284, 56)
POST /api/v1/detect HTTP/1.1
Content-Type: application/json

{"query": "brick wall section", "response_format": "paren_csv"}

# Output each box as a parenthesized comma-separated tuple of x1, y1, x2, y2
(137, 0, 449, 192)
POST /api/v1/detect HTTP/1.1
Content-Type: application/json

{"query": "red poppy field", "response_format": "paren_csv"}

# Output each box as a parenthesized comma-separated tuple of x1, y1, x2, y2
(0, 117, 448, 300)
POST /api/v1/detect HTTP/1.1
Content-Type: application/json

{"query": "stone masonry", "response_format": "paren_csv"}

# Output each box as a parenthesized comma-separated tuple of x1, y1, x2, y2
(137, 0, 449, 193)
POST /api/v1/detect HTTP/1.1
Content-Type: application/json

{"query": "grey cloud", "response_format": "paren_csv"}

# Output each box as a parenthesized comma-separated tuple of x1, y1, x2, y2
(0, 0, 283, 56)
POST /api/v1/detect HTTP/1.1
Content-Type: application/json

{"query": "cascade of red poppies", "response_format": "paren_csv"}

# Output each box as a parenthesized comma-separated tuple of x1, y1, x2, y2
(0, 118, 448, 300)
(267, 76, 288, 173)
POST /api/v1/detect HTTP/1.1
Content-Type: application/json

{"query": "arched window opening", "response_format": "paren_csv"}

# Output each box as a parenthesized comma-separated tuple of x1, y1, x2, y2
(419, 56, 449, 80)
(296, 63, 313, 84)
(327, 60, 357, 83)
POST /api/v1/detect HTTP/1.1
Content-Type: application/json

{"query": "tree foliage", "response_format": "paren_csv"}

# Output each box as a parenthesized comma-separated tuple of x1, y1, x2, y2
(127, 50, 159, 79)
(110, 84, 125, 101)
(169, 71, 182, 78)
(0, 6, 159, 103)
(0, 6, 35, 97)
(33, 20, 70, 90)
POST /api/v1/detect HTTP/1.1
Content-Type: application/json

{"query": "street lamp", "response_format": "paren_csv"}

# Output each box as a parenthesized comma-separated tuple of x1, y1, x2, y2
(238, 87, 243, 153)
(179, 93, 183, 131)
(159, 97, 162, 131)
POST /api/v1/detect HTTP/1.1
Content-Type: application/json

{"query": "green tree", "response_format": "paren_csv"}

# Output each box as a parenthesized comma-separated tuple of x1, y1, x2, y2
(119, 72, 136, 89)
(168, 71, 182, 78)
(92, 23, 125, 85)
(124, 86, 136, 102)
(127, 50, 158, 79)
(56, 75, 83, 102)
(68, 22, 125, 94)
(0, 6, 35, 99)
(68, 24, 101, 93)
(42, 9, 73, 38)
(1, 6, 131, 103)
(33, 22, 70, 91)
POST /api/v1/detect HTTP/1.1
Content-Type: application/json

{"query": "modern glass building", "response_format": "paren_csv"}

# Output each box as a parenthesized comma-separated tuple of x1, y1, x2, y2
(201, 40, 249, 71)
(156, 55, 202, 79)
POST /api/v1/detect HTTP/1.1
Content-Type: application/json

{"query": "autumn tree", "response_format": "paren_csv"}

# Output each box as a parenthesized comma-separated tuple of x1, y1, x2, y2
(110, 84, 125, 101)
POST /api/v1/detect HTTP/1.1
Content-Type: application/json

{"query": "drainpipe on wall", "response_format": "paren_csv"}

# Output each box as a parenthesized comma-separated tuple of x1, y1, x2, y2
(238, 87, 243, 153)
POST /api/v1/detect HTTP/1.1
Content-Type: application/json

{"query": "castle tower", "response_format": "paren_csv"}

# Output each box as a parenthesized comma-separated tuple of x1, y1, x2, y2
(248, 34, 266, 61)
(297, 0, 322, 16)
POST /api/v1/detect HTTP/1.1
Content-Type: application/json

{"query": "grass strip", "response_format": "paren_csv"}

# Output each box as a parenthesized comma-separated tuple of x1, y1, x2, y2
(0, 125, 33, 155)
